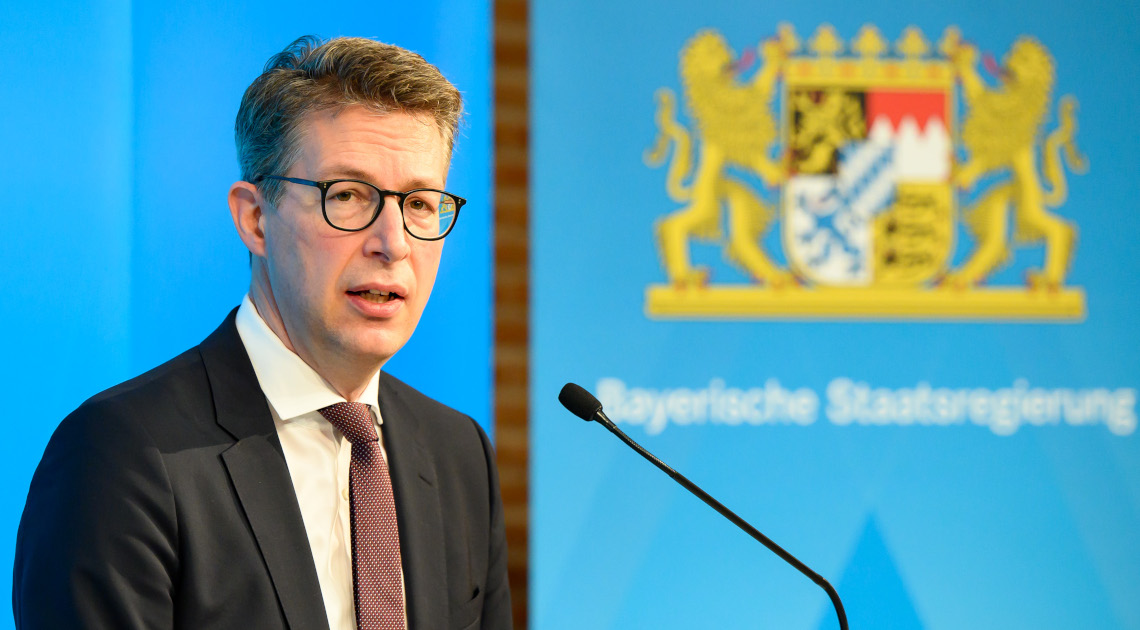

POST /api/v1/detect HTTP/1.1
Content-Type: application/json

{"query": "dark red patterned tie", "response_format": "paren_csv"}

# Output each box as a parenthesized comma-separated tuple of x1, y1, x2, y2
(318, 402, 406, 630)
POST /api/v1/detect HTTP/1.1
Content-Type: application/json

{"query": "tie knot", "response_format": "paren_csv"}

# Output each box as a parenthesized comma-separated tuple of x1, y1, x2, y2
(318, 402, 378, 445)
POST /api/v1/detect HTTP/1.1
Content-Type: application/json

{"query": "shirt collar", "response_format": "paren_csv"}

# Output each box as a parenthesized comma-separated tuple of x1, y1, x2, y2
(234, 295, 381, 423)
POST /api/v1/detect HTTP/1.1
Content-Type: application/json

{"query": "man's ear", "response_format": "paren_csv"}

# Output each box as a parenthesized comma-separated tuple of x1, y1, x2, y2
(229, 181, 268, 257)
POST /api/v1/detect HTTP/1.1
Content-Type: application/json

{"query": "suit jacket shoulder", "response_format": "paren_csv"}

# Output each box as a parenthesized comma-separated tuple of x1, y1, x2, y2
(377, 370, 493, 469)
(14, 313, 325, 630)
(14, 346, 205, 628)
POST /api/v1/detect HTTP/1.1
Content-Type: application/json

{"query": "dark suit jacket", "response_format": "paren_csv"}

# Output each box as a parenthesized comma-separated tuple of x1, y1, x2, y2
(13, 311, 511, 629)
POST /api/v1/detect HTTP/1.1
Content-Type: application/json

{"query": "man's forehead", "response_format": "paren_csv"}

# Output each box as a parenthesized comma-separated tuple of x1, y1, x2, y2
(319, 104, 452, 158)
(298, 107, 443, 157)
(305, 105, 440, 133)
(290, 107, 450, 182)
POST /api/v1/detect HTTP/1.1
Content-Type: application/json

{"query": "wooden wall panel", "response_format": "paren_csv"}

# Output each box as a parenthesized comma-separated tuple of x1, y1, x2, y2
(493, 0, 529, 627)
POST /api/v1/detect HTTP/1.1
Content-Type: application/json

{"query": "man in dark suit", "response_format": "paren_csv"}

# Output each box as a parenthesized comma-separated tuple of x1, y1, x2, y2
(14, 36, 511, 630)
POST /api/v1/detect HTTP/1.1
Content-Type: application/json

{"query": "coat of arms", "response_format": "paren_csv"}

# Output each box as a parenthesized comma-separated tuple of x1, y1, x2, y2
(645, 25, 1087, 320)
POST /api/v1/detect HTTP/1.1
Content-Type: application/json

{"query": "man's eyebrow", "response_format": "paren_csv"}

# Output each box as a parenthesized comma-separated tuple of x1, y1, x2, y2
(401, 178, 443, 190)
(318, 168, 442, 191)
(318, 167, 375, 182)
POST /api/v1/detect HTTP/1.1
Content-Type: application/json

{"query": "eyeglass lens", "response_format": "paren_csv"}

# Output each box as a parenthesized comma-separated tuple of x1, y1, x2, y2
(323, 181, 457, 237)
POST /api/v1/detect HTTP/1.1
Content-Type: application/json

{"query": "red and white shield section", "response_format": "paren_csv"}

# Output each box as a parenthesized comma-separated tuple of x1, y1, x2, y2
(865, 90, 950, 182)
(786, 90, 951, 287)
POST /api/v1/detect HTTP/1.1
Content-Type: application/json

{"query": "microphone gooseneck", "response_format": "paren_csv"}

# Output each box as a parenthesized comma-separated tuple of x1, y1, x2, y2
(558, 382, 849, 630)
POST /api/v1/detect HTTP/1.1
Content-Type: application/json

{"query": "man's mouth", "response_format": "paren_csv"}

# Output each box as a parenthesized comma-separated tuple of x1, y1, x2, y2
(348, 288, 400, 303)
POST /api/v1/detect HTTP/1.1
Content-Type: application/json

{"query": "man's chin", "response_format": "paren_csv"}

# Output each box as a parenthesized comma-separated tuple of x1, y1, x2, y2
(336, 331, 409, 369)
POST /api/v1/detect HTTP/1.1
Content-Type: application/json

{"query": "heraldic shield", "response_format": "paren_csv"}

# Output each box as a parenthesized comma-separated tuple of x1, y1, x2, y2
(645, 24, 1087, 321)
(783, 37, 954, 288)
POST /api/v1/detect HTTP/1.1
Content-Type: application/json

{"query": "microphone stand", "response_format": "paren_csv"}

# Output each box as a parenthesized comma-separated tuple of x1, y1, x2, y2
(593, 410, 849, 630)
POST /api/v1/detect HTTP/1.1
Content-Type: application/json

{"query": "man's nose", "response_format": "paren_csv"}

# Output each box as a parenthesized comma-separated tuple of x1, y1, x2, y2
(365, 196, 411, 261)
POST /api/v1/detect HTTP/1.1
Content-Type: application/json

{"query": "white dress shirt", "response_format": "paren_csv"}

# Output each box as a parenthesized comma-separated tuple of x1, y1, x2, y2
(235, 295, 392, 630)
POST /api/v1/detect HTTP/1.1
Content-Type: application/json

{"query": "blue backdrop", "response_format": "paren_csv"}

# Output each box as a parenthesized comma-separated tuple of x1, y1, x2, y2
(532, 1, 1139, 629)
(0, 2, 491, 625)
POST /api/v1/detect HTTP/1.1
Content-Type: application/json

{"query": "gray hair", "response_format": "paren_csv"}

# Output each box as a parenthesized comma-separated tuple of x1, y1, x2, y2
(235, 35, 463, 204)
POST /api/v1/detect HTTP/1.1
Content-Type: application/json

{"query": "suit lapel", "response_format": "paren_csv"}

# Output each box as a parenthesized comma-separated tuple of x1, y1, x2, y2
(200, 311, 330, 630)
(377, 375, 448, 629)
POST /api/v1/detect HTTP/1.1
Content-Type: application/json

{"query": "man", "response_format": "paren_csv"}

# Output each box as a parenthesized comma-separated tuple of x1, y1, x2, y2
(14, 36, 511, 630)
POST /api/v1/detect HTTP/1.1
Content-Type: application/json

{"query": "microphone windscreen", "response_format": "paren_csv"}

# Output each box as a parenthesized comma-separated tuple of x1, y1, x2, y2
(559, 383, 603, 421)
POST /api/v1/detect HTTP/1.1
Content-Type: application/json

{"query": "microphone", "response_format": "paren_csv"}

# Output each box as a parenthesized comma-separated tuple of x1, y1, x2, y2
(558, 382, 849, 630)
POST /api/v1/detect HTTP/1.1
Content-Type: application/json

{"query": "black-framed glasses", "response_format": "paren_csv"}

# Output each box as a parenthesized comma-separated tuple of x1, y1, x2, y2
(255, 175, 465, 241)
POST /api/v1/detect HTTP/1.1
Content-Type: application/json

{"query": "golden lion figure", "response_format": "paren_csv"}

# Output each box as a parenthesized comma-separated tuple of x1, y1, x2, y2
(944, 35, 1088, 290)
(790, 89, 867, 175)
(646, 30, 791, 288)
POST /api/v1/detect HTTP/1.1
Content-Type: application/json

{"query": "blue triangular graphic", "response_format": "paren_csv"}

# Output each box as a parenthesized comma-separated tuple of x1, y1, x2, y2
(818, 515, 924, 630)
